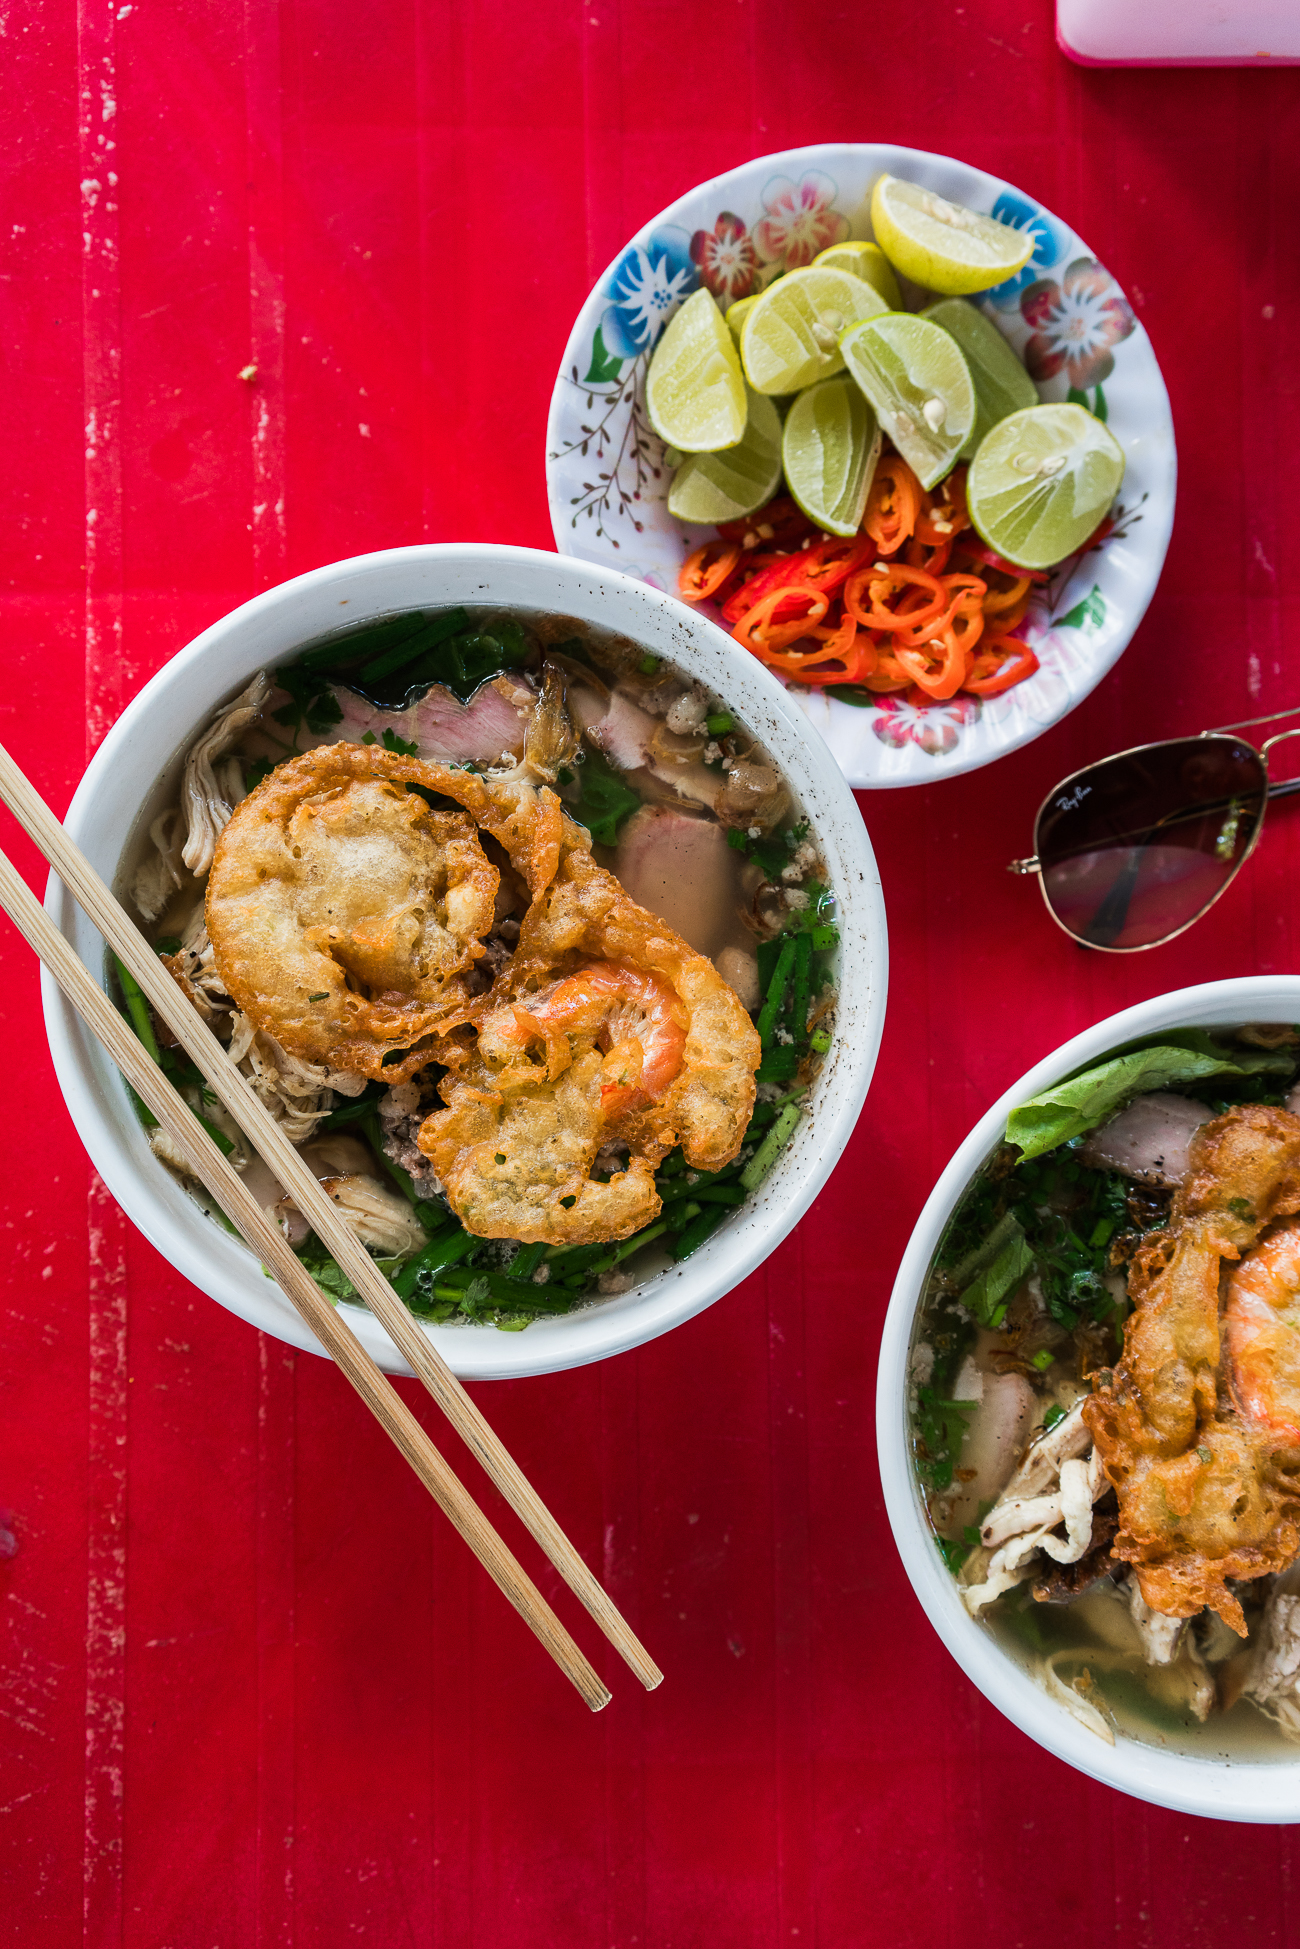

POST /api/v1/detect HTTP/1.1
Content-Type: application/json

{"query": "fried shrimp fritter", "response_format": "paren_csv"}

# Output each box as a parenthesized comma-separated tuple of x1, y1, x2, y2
(416, 830, 762, 1245)
(206, 742, 571, 1082)
(1084, 1107, 1300, 1633)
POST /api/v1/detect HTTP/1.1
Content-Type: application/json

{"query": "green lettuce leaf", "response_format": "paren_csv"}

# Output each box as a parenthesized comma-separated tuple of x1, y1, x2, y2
(1006, 1037, 1294, 1160)
(960, 1226, 1034, 1327)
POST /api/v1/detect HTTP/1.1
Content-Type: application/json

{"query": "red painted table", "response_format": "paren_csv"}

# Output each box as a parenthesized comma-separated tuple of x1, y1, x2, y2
(5, 4, 1300, 1942)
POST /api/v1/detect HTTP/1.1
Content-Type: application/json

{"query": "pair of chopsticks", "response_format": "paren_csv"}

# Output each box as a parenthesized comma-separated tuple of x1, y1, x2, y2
(0, 738, 662, 1711)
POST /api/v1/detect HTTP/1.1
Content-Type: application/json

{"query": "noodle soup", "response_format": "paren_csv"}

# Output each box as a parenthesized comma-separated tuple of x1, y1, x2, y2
(119, 605, 840, 1334)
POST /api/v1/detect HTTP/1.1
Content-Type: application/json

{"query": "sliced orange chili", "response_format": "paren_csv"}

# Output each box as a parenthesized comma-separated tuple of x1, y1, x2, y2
(731, 584, 830, 655)
(863, 456, 923, 556)
(902, 533, 953, 576)
(894, 574, 985, 649)
(895, 631, 967, 702)
(962, 638, 1039, 695)
(720, 551, 808, 624)
(980, 571, 1031, 616)
(857, 563, 947, 633)
(863, 651, 913, 692)
(759, 617, 872, 687)
(914, 465, 970, 549)
(678, 539, 742, 603)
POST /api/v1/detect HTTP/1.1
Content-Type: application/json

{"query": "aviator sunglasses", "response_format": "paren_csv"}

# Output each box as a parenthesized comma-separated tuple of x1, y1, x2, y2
(1009, 707, 1300, 951)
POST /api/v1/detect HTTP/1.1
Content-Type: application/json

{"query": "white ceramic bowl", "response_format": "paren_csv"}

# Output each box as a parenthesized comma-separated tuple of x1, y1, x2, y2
(878, 976, 1300, 1821)
(43, 544, 887, 1381)
(547, 141, 1175, 790)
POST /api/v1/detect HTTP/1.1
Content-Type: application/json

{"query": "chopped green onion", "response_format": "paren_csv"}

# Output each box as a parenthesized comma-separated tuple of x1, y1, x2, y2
(705, 712, 732, 735)
(1030, 1348, 1055, 1372)
(755, 936, 797, 1049)
(113, 955, 161, 1064)
(739, 1102, 802, 1192)
(638, 654, 660, 675)
(1041, 1403, 1067, 1431)
(809, 1028, 831, 1055)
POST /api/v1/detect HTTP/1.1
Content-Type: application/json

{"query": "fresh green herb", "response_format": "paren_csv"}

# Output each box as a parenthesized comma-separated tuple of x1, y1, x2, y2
(567, 746, 642, 847)
(1006, 1033, 1295, 1160)
(960, 1227, 1034, 1329)
(154, 936, 182, 956)
(243, 756, 274, 791)
(1229, 1197, 1254, 1221)
(936, 1536, 968, 1573)
(915, 1389, 976, 1491)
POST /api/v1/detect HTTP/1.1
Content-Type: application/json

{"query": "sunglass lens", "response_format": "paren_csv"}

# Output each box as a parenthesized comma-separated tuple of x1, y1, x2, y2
(1036, 737, 1265, 949)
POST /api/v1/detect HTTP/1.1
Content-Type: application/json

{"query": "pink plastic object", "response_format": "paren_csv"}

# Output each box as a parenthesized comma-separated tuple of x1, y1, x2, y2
(1058, 0, 1300, 65)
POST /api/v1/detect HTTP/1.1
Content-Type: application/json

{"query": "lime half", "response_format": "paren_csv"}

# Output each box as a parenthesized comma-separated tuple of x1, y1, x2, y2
(839, 313, 975, 490)
(646, 289, 746, 452)
(812, 240, 902, 311)
(725, 294, 759, 343)
(922, 298, 1038, 457)
(667, 389, 783, 525)
(739, 267, 889, 396)
(870, 175, 1034, 296)
(966, 403, 1125, 570)
(781, 376, 881, 537)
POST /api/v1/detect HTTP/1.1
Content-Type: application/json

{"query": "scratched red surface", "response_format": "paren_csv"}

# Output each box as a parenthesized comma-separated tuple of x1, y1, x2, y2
(3, 2, 1300, 1942)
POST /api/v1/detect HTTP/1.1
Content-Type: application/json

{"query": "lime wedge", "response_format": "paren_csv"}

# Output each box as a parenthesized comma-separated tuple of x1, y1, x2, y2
(739, 267, 890, 397)
(781, 377, 881, 538)
(922, 298, 1038, 457)
(870, 175, 1034, 296)
(966, 404, 1125, 570)
(646, 289, 747, 452)
(839, 313, 975, 490)
(812, 240, 902, 311)
(725, 294, 759, 343)
(667, 389, 783, 524)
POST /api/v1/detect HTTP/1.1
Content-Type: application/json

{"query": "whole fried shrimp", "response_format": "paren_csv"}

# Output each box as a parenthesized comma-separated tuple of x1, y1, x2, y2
(206, 743, 568, 1082)
(417, 835, 761, 1245)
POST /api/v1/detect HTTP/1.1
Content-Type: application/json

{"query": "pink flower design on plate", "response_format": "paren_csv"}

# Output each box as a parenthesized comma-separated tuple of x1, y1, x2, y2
(871, 692, 981, 758)
(1020, 257, 1136, 391)
(689, 211, 758, 305)
(751, 171, 848, 270)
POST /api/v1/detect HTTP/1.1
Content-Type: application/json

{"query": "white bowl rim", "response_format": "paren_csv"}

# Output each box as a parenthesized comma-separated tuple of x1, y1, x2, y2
(42, 542, 888, 1381)
(876, 974, 1300, 1822)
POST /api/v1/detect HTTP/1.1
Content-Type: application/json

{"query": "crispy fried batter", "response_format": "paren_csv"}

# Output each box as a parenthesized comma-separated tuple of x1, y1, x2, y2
(1084, 1107, 1300, 1633)
(205, 743, 570, 1081)
(417, 834, 761, 1245)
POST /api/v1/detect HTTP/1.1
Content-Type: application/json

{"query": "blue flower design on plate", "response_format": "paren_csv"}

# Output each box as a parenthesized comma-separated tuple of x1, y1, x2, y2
(982, 192, 1066, 308)
(599, 225, 697, 360)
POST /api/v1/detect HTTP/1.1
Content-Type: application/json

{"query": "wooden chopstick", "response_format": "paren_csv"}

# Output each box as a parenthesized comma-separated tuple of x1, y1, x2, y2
(0, 737, 662, 1696)
(0, 838, 610, 1710)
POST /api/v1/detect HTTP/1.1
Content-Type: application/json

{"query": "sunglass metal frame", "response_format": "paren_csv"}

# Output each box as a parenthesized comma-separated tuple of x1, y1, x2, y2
(1008, 708, 1300, 952)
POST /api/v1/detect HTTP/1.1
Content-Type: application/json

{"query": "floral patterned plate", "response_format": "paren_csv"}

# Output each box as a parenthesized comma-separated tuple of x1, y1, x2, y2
(546, 143, 1175, 787)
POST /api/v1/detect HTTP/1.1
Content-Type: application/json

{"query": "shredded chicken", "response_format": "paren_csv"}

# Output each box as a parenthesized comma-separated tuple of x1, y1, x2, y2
(963, 1403, 1109, 1614)
(227, 1010, 366, 1143)
(131, 808, 188, 924)
(180, 672, 272, 877)
(1244, 1577, 1300, 1739)
(274, 1173, 427, 1257)
(1125, 1575, 1185, 1665)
